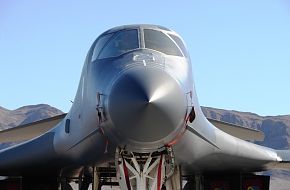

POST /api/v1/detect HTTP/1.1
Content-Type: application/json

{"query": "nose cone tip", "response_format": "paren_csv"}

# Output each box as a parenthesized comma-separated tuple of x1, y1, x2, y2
(108, 69, 187, 143)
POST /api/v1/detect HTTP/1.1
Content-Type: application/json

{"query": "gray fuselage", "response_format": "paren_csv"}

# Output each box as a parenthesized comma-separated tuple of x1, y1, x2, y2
(0, 25, 284, 178)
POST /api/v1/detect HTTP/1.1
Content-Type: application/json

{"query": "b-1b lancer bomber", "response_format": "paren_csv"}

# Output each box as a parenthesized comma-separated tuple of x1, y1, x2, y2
(0, 24, 290, 190)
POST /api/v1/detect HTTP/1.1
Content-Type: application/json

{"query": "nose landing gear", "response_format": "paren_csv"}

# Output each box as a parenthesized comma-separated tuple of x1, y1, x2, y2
(115, 147, 181, 190)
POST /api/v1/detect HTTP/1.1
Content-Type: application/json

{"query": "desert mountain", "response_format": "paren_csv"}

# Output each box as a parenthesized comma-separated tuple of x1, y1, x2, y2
(202, 107, 290, 149)
(0, 104, 63, 130)
(1, 104, 290, 150)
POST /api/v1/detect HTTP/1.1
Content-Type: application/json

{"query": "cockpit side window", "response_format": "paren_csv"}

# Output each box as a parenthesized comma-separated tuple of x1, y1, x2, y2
(144, 29, 183, 57)
(91, 33, 114, 62)
(169, 34, 188, 58)
(98, 29, 139, 59)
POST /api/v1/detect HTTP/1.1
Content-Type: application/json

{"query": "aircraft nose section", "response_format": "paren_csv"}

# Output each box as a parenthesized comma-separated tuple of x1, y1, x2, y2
(108, 68, 187, 144)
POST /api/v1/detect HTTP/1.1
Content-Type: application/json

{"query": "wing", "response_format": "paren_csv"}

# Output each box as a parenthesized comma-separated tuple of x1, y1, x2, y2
(0, 114, 67, 175)
(207, 118, 264, 141)
(0, 114, 66, 143)
(205, 118, 290, 170)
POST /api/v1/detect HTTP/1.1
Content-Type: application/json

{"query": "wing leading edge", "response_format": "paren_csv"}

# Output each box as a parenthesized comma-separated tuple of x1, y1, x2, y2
(207, 118, 265, 141)
(0, 114, 66, 143)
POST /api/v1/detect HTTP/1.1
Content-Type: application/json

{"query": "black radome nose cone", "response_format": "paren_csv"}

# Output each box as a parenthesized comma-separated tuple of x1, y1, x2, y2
(108, 68, 187, 143)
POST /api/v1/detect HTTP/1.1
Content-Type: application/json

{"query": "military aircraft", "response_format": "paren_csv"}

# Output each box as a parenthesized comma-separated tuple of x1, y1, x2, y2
(0, 24, 289, 190)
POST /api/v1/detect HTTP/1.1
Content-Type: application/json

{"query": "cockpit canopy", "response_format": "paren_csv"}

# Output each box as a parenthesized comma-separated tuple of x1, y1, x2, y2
(91, 26, 188, 61)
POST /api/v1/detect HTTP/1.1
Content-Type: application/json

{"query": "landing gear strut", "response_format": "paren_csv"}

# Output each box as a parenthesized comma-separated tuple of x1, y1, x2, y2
(79, 166, 93, 190)
(115, 147, 181, 190)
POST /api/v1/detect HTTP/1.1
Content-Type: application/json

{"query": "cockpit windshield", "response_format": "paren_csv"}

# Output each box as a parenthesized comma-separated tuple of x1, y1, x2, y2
(91, 27, 187, 61)
(98, 29, 139, 59)
(168, 34, 188, 58)
(91, 33, 114, 61)
(144, 29, 183, 57)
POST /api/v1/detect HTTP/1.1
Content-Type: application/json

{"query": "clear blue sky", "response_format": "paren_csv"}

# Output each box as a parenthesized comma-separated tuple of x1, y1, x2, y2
(0, 0, 290, 116)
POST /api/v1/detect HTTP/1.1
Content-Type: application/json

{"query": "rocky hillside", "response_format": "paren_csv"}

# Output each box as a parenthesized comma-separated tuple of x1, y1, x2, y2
(0, 104, 63, 130)
(1, 104, 290, 150)
(202, 107, 290, 149)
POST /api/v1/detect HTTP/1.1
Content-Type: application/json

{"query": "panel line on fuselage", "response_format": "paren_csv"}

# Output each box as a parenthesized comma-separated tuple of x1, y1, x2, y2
(186, 125, 220, 149)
